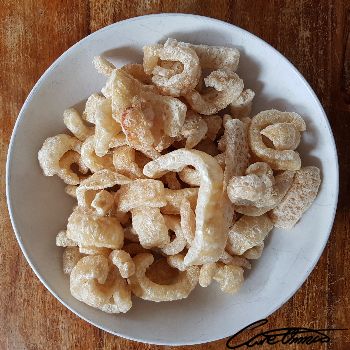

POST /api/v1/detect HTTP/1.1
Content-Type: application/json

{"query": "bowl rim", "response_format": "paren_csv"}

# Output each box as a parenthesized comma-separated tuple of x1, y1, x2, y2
(6, 13, 339, 346)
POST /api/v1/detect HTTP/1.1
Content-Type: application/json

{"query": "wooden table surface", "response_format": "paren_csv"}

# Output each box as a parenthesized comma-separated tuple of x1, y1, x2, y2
(1, 1, 349, 349)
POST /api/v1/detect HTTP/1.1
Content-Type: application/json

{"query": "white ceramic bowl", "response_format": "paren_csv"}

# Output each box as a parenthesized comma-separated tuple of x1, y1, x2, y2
(6, 14, 338, 345)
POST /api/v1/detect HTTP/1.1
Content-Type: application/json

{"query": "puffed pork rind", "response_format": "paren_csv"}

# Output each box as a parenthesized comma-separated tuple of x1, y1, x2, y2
(269, 166, 321, 229)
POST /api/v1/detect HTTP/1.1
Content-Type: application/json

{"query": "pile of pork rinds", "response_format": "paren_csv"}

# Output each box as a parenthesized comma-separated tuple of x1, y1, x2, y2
(38, 38, 321, 314)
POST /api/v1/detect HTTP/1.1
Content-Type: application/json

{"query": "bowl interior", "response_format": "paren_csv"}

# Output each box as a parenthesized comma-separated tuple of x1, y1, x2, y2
(6, 14, 338, 345)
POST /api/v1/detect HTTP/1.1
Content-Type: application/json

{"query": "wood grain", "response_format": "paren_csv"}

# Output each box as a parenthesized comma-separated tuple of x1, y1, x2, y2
(1, 1, 349, 349)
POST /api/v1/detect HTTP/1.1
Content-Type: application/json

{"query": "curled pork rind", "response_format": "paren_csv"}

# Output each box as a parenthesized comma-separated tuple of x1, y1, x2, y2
(70, 255, 132, 313)
(116, 179, 166, 212)
(270, 166, 321, 229)
(76, 169, 131, 208)
(63, 108, 94, 141)
(199, 262, 244, 294)
(131, 206, 170, 249)
(248, 110, 306, 170)
(261, 122, 301, 151)
(143, 149, 225, 266)
(143, 38, 201, 96)
(38, 134, 82, 185)
(81, 135, 114, 173)
(185, 70, 244, 115)
(67, 207, 124, 249)
(230, 89, 255, 119)
(226, 214, 273, 256)
(128, 253, 199, 302)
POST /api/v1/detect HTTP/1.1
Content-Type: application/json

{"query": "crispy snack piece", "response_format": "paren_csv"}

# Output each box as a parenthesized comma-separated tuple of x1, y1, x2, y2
(204, 115, 222, 141)
(91, 190, 115, 216)
(59, 150, 89, 182)
(143, 149, 225, 266)
(110, 249, 135, 278)
(63, 108, 94, 141)
(243, 243, 264, 260)
(93, 56, 115, 76)
(131, 206, 170, 248)
(65, 185, 77, 198)
(185, 70, 244, 115)
(56, 230, 77, 247)
(63, 247, 84, 274)
(83, 94, 106, 123)
(121, 63, 152, 84)
(223, 118, 250, 187)
(79, 246, 112, 256)
(199, 262, 244, 294)
(161, 215, 187, 256)
(161, 188, 199, 215)
(146, 257, 180, 285)
(121, 106, 160, 159)
(234, 170, 295, 216)
(230, 89, 255, 119)
(226, 214, 273, 256)
(261, 122, 301, 150)
(178, 167, 201, 187)
(70, 255, 132, 313)
(219, 251, 251, 269)
(144, 38, 201, 96)
(180, 111, 208, 148)
(116, 179, 166, 212)
(110, 69, 187, 137)
(270, 166, 321, 229)
(128, 253, 199, 302)
(76, 169, 131, 208)
(67, 207, 124, 249)
(38, 134, 82, 185)
(180, 199, 196, 245)
(123, 242, 149, 256)
(189, 43, 240, 71)
(94, 98, 121, 157)
(161, 172, 182, 190)
(249, 110, 306, 170)
(112, 145, 143, 179)
(81, 135, 114, 173)
(227, 174, 267, 205)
